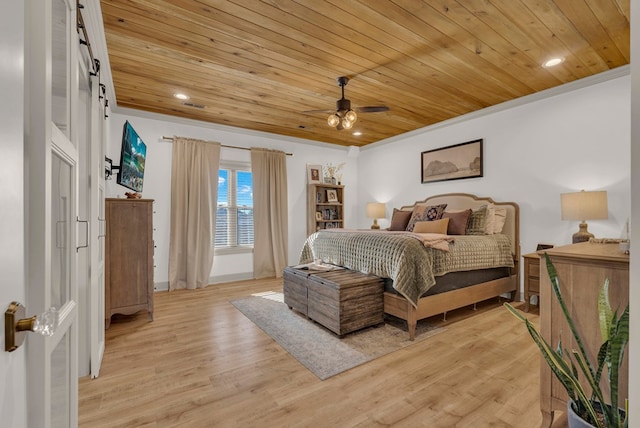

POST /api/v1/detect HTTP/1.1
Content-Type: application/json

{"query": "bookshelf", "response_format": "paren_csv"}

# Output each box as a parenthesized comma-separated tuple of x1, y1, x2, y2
(307, 183, 345, 235)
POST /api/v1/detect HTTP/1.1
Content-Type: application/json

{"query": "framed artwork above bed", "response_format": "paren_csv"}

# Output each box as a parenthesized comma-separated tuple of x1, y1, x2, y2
(421, 138, 483, 183)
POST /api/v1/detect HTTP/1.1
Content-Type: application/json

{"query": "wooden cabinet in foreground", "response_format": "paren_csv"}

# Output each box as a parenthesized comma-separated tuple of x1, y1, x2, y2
(539, 242, 628, 427)
(105, 198, 155, 328)
(307, 183, 345, 235)
(522, 252, 540, 312)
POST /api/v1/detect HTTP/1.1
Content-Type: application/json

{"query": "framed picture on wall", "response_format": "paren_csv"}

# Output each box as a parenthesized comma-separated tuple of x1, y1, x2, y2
(421, 138, 483, 183)
(307, 164, 322, 184)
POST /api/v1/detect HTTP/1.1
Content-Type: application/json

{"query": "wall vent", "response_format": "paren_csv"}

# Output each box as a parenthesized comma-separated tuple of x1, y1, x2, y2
(183, 102, 206, 109)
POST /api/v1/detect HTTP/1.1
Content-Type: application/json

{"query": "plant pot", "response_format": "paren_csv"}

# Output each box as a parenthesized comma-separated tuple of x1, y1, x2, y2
(567, 400, 626, 428)
(567, 401, 595, 428)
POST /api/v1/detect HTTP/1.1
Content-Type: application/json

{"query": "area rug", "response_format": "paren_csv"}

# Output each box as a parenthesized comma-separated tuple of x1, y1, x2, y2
(230, 291, 445, 380)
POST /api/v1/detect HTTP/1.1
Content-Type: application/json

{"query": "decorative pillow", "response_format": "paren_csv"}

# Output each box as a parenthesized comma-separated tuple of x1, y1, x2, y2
(485, 203, 497, 234)
(484, 203, 508, 234)
(466, 205, 489, 235)
(389, 209, 413, 231)
(443, 209, 472, 235)
(405, 204, 447, 232)
(493, 206, 508, 234)
(413, 218, 449, 234)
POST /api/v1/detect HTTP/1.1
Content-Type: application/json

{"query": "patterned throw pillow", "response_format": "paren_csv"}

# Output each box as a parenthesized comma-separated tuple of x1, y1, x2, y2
(466, 205, 489, 235)
(405, 204, 447, 232)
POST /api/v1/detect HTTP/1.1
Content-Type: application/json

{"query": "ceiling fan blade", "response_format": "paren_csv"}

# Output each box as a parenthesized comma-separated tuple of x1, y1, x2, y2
(303, 77, 389, 120)
(302, 109, 334, 114)
(355, 106, 389, 113)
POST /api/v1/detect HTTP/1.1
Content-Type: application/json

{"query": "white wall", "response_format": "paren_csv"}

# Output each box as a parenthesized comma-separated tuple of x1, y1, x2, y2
(105, 110, 357, 288)
(358, 74, 631, 257)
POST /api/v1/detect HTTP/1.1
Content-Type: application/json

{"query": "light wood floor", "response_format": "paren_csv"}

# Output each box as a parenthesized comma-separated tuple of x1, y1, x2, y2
(79, 278, 567, 427)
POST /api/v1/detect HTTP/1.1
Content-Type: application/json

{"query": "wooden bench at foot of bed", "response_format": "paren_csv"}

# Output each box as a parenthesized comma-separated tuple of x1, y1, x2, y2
(384, 274, 518, 340)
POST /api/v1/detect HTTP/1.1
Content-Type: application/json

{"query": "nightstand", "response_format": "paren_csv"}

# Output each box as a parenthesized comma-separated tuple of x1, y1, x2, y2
(522, 252, 540, 312)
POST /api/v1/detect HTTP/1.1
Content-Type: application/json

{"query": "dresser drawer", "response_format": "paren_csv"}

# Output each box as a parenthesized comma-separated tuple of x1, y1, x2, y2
(527, 260, 540, 278)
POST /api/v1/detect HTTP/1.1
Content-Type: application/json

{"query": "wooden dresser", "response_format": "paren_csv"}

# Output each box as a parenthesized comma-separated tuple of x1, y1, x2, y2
(539, 242, 629, 426)
(522, 252, 540, 312)
(105, 198, 154, 328)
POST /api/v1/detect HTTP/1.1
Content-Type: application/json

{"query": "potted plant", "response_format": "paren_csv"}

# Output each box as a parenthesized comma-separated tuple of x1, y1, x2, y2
(504, 253, 629, 428)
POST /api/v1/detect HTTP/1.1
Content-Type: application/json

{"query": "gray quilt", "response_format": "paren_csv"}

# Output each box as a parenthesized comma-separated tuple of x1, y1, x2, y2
(299, 230, 514, 307)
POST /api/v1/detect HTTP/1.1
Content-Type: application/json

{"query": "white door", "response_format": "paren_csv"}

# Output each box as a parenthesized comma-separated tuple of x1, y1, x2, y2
(23, 0, 79, 426)
(0, 2, 28, 425)
(89, 73, 106, 378)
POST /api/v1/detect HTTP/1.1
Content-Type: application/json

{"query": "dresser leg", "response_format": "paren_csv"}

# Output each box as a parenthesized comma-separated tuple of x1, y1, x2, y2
(540, 409, 554, 428)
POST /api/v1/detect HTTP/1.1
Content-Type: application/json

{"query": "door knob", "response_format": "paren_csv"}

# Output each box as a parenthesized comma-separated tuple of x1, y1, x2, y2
(4, 302, 58, 352)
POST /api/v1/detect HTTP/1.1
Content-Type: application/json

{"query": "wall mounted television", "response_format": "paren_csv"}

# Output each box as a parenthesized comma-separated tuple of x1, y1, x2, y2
(117, 120, 147, 192)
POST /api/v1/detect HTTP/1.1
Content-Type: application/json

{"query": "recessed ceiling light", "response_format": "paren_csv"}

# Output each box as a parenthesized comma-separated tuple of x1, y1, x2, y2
(174, 93, 189, 100)
(543, 57, 564, 68)
(352, 131, 362, 136)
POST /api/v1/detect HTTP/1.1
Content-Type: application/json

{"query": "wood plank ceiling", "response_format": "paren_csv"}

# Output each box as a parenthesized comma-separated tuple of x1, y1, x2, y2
(100, 0, 630, 147)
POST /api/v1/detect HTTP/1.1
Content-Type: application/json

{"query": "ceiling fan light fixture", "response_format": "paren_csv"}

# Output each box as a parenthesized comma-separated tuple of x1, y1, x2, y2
(341, 118, 354, 130)
(327, 113, 340, 127)
(311, 76, 388, 131)
(344, 109, 357, 123)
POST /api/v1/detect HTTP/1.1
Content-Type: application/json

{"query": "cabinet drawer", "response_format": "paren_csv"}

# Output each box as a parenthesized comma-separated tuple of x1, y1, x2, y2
(527, 261, 540, 278)
(529, 278, 540, 293)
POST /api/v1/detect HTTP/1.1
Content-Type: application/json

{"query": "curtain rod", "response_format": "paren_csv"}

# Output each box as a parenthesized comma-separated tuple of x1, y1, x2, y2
(161, 136, 293, 156)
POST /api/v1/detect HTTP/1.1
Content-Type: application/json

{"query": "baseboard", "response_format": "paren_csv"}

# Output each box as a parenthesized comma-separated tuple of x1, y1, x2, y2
(209, 272, 255, 284)
(153, 272, 255, 292)
(154, 281, 169, 292)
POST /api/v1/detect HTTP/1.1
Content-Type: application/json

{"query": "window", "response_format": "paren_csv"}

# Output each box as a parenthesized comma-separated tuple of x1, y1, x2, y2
(215, 162, 253, 252)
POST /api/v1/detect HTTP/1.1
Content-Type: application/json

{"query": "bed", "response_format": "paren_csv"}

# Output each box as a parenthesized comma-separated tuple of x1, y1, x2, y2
(299, 193, 520, 340)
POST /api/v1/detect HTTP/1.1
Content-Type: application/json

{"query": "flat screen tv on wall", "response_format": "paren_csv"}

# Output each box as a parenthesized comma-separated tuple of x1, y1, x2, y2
(117, 120, 147, 193)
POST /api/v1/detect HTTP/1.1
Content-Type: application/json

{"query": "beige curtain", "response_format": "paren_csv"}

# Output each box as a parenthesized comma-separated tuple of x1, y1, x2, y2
(250, 148, 288, 278)
(169, 138, 221, 290)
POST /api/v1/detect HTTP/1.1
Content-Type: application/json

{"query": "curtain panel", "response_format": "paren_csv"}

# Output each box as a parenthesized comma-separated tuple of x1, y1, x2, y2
(250, 148, 288, 278)
(169, 138, 220, 290)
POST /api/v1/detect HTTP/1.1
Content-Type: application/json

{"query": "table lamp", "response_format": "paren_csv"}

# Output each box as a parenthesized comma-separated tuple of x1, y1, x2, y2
(366, 202, 386, 229)
(560, 190, 608, 243)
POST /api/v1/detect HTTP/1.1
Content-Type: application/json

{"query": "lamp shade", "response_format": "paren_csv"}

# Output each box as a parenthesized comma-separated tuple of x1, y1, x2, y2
(366, 202, 386, 219)
(561, 190, 608, 221)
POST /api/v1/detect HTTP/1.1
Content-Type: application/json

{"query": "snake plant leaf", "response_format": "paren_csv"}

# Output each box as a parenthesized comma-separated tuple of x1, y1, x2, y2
(504, 303, 592, 416)
(572, 350, 609, 426)
(608, 306, 629, 427)
(598, 278, 613, 341)
(594, 341, 608, 401)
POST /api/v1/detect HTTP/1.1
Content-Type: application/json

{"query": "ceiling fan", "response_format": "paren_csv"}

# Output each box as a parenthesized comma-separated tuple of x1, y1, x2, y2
(305, 76, 389, 130)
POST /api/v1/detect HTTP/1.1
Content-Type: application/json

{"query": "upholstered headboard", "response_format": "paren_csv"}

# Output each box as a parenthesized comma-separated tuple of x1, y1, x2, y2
(399, 193, 520, 260)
